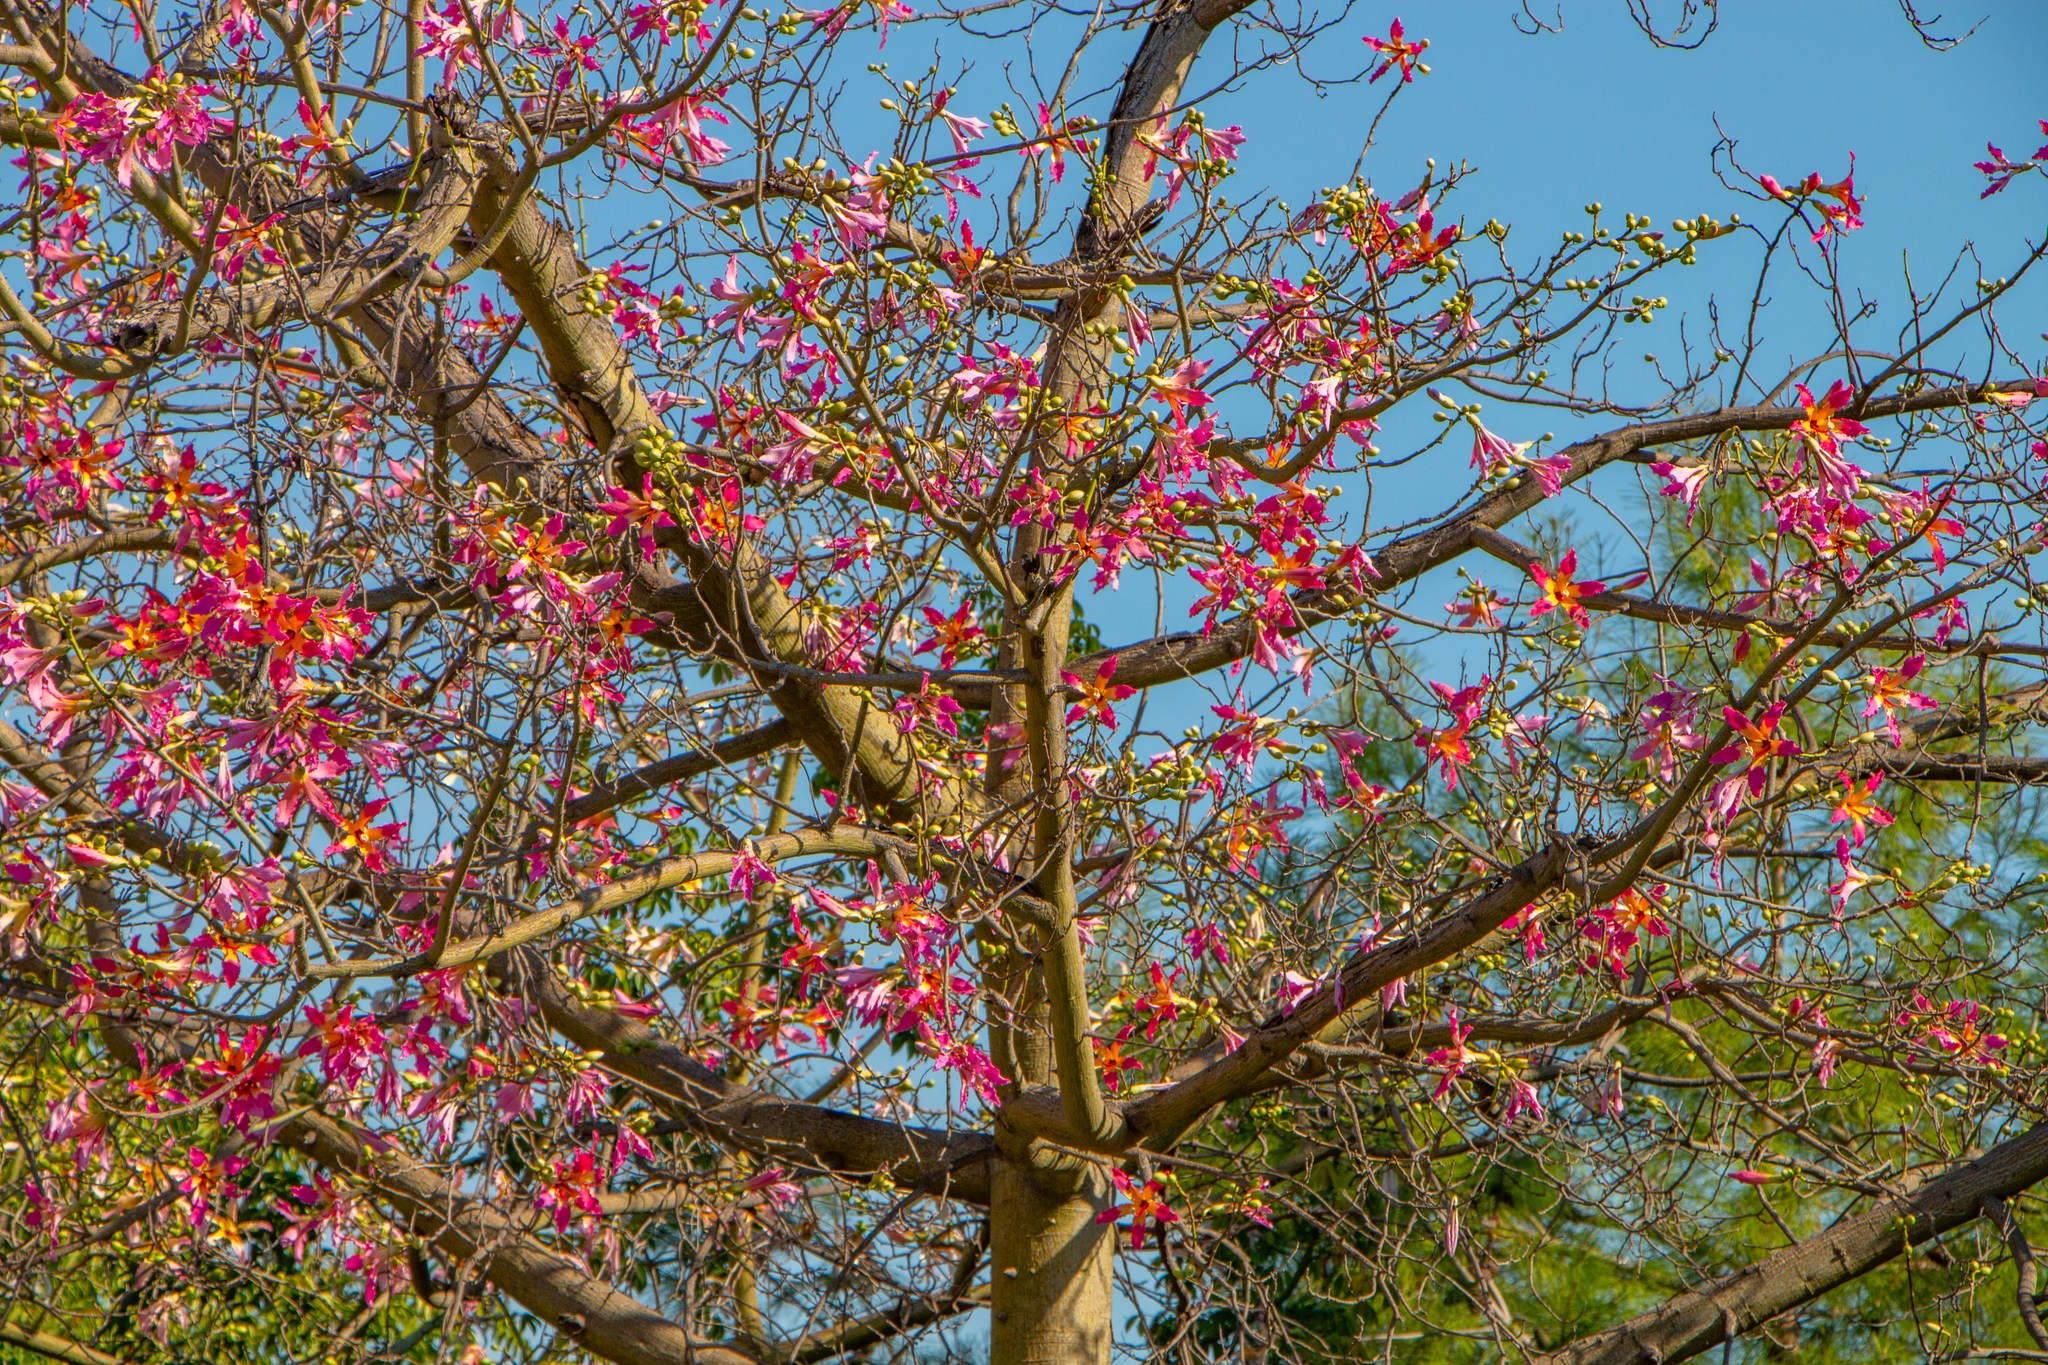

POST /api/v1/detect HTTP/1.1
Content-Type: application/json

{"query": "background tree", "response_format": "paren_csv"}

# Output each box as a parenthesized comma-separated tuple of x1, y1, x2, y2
(0, 0, 2047, 1362)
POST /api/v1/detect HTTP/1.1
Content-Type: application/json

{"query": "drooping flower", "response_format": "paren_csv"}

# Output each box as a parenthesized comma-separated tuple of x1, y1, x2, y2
(1182, 921, 1229, 965)
(927, 88, 988, 155)
(1862, 655, 1935, 744)
(1649, 458, 1711, 520)
(1631, 680, 1706, 783)
(1502, 1078, 1545, 1125)
(727, 846, 779, 900)
(1469, 421, 1527, 478)
(1825, 838, 1882, 921)
(743, 1165, 804, 1210)
(1424, 1008, 1474, 1100)
(1274, 969, 1321, 1015)
(1975, 124, 2048, 197)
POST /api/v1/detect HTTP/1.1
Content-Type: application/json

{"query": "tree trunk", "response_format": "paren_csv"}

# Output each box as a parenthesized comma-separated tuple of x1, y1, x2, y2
(988, 1157, 1116, 1365)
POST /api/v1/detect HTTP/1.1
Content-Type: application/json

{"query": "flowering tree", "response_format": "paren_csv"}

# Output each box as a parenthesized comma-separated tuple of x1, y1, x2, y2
(5, 0, 2048, 1360)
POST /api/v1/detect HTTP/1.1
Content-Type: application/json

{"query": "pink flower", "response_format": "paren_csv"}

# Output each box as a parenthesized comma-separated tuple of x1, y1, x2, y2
(417, 0, 524, 88)
(1361, 17, 1428, 83)
(1097, 1169, 1180, 1249)
(178, 1147, 247, 1230)
(1649, 459, 1710, 519)
(1502, 905, 1548, 962)
(894, 676, 964, 737)
(1825, 838, 1881, 921)
(1631, 680, 1706, 782)
(1149, 357, 1213, 419)
(1791, 380, 1870, 457)
(744, 1165, 804, 1210)
(1579, 885, 1670, 976)
(1064, 659, 1136, 725)
(878, 878, 950, 968)
(1502, 1079, 1544, 1125)
(298, 999, 387, 1093)
(1020, 102, 1092, 183)
(928, 89, 988, 155)
(1761, 159, 1863, 242)
(915, 601, 982, 668)
(727, 847, 779, 900)
(1528, 451, 1573, 498)
(533, 1149, 606, 1232)
(1138, 963, 1190, 1040)
(1710, 702, 1799, 801)
(326, 798, 404, 872)
(1862, 655, 1935, 744)
(1973, 123, 2046, 197)
(1429, 675, 1490, 728)
(1829, 773, 1893, 846)
(597, 476, 677, 554)
(1183, 921, 1229, 965)
(1414, 721, 1475, 790)
(1274, 969, 1320, 1014)
(1928, 1000, 2007, 1066)
(1528, 550, 1606, 629)
(1209, 705, 1279, 771)
(1424, 1008, 1473, 1100)
(1469, 421, 1527, 478)
(929, 1034, 1007, 1107)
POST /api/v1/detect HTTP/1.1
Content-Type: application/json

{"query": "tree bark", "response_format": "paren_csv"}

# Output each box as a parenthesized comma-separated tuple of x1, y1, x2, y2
(988, 1158, 1116, 1365)
(1539, 1119, 2048, 1365)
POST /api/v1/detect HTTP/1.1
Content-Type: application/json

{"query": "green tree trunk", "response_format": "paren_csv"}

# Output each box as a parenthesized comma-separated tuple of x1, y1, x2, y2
(989, 1158, 1115, 1365)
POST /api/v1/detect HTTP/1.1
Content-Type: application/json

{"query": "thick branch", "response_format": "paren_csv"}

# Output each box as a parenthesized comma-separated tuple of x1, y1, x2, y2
(307, 825, 880, 977)
(562, 718, 797, 824)
(503, 963, 998, 1204)
(282, 1109, 756, 1365)
(1537, 1120, 2048, 1365)
(1467, 524, 2048, 660)
(995, 839, 1577, 1151)
(468, 147, 979, 822)
(0, 1321, 125, 1365)
(966, 381, 2042, 708)
(106, 149, 481, 357)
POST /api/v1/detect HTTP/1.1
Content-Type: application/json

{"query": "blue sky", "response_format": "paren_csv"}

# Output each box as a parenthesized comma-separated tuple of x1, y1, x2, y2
(1249, 2, 2046, 279)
